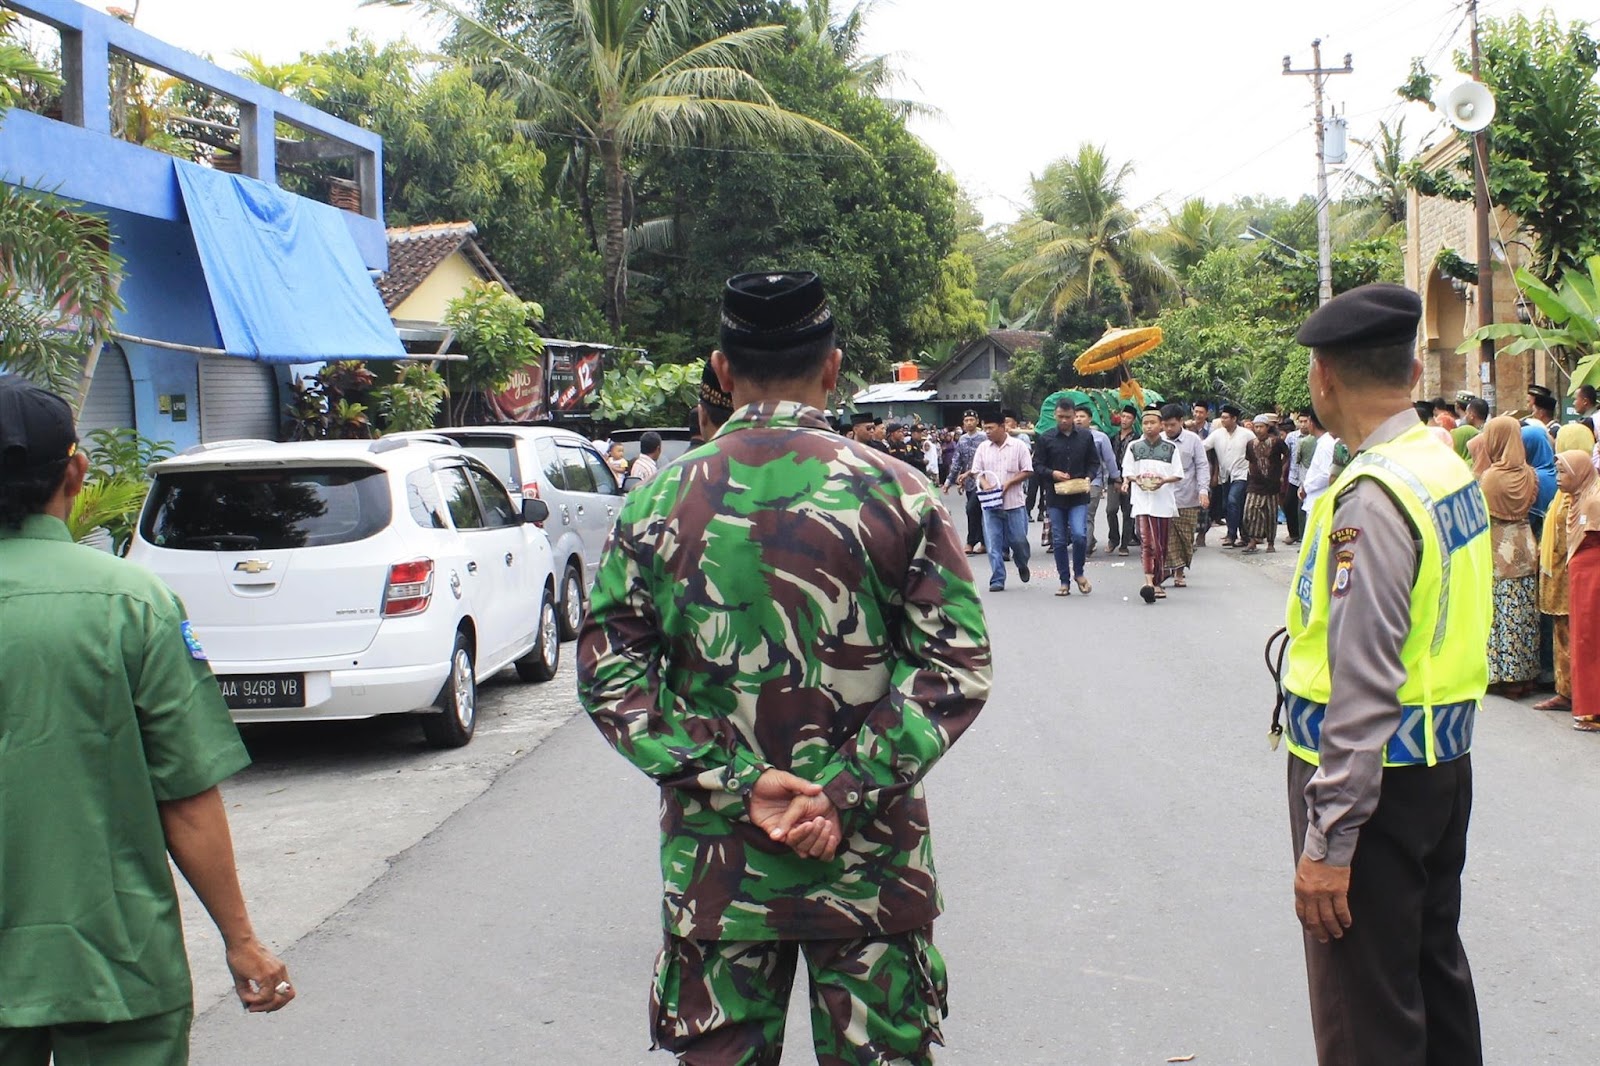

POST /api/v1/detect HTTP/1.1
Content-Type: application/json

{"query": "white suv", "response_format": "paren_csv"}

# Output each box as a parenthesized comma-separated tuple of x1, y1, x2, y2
(127, 438, 560, 748)
(394, 426, 625, 641)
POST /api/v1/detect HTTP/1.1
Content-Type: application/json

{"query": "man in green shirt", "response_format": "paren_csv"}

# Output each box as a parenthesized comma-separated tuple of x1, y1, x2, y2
(579, 273, 992, 1064)
(0, 376, 293, 1065)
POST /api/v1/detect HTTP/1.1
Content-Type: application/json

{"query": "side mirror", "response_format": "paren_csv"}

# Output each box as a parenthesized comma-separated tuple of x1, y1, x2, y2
(621, 476, 642, 492)
(522, 498, 550, 524)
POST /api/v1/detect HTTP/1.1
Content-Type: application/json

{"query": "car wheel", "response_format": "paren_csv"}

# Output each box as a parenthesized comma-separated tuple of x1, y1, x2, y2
(422, 632, 476, 748)
(516, 589, 561, 683)
(557, 562, 584, 641)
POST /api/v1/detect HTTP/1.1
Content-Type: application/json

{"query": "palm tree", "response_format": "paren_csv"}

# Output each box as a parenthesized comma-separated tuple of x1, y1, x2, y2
(0, 184, 125, 401)
(1340, 119, 1408, 240)
(1161, 197, 1239, 280)
(795, 0, 934, 120)
(1003, 144, 1175, 327)
(0, 9, 60, 107)
(370, 0, 860, 330)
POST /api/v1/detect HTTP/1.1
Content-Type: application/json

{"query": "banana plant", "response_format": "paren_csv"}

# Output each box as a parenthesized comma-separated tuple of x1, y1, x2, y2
(1458, 257, 1600, 391)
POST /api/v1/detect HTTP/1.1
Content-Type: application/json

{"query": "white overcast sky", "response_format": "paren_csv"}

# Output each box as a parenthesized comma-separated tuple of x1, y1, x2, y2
(125, 0, 1600, 226)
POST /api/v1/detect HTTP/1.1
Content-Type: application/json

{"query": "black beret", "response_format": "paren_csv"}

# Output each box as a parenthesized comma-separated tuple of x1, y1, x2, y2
(720, 271, 834, 352)
(0, 375, 77, 471)
(699, 359, 733, 414)
(1296, 283, 1422, 349)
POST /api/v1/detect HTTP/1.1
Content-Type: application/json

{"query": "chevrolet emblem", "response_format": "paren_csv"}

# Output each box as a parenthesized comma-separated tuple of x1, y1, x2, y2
(233, 560, 273, 575)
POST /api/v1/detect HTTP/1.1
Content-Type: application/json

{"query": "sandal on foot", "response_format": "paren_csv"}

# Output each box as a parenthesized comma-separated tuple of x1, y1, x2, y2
(1575, 718, 1600, 732)
(1533, 696, 1572, 711)
(1241, 546, 1260, 555)
(1055, 586, 1072, 597)
(1153, 587, 1167, 599)
(1076, 576, 1093, 595)
(1173, 578, 1187, 587)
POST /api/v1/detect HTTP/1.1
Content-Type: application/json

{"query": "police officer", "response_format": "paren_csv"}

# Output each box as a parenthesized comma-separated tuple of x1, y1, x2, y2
(1282, 285, 1491, 1065)
(0, 376, 293, 1063)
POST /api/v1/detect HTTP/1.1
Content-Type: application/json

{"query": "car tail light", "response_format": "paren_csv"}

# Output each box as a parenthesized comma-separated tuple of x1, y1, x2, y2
(383, 559, 435, 617)
(522, 482, 544, 527)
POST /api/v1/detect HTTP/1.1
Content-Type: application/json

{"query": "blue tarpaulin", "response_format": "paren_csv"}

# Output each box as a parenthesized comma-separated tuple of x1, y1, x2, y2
(174, 161, 405, 364)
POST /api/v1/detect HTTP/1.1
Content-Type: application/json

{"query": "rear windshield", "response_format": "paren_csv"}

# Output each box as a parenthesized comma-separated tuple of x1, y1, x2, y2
(142, 467, 392, 551)
(447, 437, 519, 491)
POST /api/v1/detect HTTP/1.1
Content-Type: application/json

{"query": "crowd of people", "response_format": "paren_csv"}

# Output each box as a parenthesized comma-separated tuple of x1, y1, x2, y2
(1444, 383, 1600, 732)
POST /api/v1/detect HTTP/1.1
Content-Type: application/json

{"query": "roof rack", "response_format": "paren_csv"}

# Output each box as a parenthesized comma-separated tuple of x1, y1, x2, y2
(174, 439, 278, 457)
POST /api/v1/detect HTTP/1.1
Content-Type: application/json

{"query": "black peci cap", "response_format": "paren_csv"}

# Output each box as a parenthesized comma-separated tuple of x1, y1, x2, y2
(720, 271, 834, 352)
(850, 411, 875, 427)
(1296, 283, 1422, 349)
(699, 359, 733, 415)
(0, 375, 77, 471)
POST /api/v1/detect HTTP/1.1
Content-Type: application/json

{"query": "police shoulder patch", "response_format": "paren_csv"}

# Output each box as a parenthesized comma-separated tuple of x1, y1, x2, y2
(181, 620, 208, 661)
(1330, 526, 1361, 545)
(1332, 549, 1356, 597)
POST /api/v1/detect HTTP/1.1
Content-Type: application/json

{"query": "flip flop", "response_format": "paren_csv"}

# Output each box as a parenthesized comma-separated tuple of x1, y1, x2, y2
(1574, 718, 1600, 732)
(1173, 578, 1188, 587)
(1056, 586, 1072, 597)
(1533, 696, 1572, 711)
(1241, 546, 1260, 555)
(1153, 587, 1167, 599)
(1076, 576, 1093, 595)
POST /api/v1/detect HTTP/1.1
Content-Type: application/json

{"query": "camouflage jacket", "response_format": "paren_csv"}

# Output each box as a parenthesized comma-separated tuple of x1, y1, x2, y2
(578, 401, 992, 941)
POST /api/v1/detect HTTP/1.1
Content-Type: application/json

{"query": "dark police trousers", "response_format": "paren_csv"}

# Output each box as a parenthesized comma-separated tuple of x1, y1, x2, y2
(1289, 756, 1482, 1066)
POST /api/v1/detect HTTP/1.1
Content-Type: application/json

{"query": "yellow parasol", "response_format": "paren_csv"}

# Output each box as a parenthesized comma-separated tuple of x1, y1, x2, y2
(1074, 326, 1164, 412)
(1074, 326, 1164, 374)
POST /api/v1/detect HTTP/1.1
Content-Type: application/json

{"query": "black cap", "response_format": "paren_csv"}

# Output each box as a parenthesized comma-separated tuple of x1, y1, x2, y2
(1142, 403, 1163, 415)
(962, 408, 978, 418)
(0, 375, 77, 471)
(1296, 283, 1422, 349)
(699, 359, 733, 414)
(1528, 384, 1556, 401)
(1220, 402, 1242, 418)
(1001, 408, 1019, 422)
(886, 421, 906, 434)
(720, 271, 834, 352)
(850, 411, 875, 427)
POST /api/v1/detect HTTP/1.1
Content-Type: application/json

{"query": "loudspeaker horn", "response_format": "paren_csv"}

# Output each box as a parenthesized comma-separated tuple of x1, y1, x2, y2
(1437, 80, 1497, 133)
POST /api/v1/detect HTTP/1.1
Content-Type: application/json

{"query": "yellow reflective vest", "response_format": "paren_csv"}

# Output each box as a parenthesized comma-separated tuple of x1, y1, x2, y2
(1283, 422, 1492, 767)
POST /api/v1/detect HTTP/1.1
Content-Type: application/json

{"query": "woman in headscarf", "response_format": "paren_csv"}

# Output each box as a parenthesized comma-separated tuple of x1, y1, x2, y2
(1521, 423, 1559, 539)
(1476, 416, 1541, 696)
(1534, 424, 1599, 713)
(1559, 448, 1600, 730)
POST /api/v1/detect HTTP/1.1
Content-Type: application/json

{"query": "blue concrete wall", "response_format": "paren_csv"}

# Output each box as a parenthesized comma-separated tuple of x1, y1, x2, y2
(105, 208, 219, 450)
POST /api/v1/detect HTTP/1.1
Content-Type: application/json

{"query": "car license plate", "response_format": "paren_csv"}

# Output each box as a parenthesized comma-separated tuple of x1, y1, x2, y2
(217, 674, 306, 710)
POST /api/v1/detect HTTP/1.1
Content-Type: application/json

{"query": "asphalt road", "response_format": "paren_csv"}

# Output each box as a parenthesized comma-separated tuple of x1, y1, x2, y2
(189, 527, 1600, 1065)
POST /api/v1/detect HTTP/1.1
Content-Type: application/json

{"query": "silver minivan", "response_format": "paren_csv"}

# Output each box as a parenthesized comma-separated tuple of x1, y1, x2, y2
(398, 427, 623, 640)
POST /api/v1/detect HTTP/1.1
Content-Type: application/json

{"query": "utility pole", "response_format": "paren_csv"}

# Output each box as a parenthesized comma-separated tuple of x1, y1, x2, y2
(1284, 41, 1353, 305)
(1467, 0, 1497, 407)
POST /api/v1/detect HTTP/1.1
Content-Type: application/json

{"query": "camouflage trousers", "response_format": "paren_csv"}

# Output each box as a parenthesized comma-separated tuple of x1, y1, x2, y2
(650, 926, 948, 1066)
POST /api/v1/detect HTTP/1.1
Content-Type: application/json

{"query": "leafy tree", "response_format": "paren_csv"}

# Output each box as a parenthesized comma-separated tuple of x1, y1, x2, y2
(1140, 246, 1296, 407)
(1003, 144, 1175, 327)
(374, 362, 449, 431)
(1401, 12, 1600, 281)
(907, 252, 987, 348)
(305, 37, 605, 337)
(622, 18, 961, 380)
(591, 359, 702, 427)
(442, 281, 545, 423)
(372, 0, 860, 331)
(0, 185, 125, 399)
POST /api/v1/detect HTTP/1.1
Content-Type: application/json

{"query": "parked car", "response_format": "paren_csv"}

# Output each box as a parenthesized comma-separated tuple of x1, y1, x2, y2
(607, 426, 697, 468)
(392, 426, 623, 641)
(127, 438, 560, 748)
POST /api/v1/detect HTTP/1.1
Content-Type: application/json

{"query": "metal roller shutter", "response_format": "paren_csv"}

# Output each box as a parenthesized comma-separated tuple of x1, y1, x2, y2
(78, 344, 135, 438)
(199, 356, 280, 443)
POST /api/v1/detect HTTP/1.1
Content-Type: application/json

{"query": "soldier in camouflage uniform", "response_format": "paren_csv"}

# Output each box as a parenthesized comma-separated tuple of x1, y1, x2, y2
(578, 271, 992, 1066)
